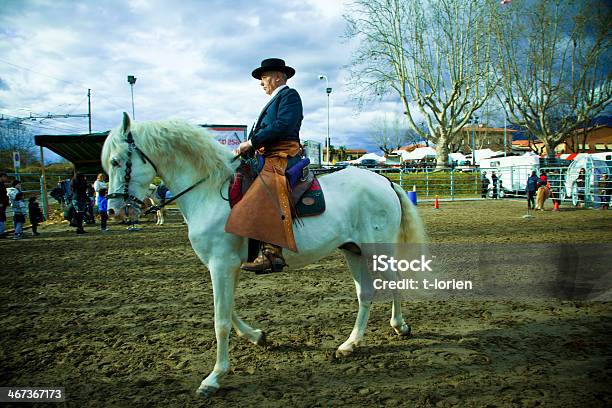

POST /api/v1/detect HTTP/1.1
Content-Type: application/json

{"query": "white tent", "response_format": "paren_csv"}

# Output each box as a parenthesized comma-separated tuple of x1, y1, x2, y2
(448, 152, 467, 163)
(403, 147, 437, 161)
(349, 152, 386, 164)
(471, 148, 504, 164)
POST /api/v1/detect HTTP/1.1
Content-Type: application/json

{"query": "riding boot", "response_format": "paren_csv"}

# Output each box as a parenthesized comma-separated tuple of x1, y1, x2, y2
(241, 243, 287, 274)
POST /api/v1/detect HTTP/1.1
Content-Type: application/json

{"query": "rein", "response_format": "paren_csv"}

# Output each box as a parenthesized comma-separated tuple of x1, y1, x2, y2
(108, 130, 216, 214)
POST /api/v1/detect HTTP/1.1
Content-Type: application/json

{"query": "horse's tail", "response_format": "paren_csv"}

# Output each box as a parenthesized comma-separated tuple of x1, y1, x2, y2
(391, 183, 426, 244)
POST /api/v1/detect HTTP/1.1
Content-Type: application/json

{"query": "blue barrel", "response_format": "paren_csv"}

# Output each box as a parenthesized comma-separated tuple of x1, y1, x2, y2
(407, 191, 417, 206)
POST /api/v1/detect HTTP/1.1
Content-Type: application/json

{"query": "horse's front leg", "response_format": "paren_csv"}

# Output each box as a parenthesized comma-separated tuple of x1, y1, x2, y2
(232, 312, 266, 345)
(197, 259, 239, 397)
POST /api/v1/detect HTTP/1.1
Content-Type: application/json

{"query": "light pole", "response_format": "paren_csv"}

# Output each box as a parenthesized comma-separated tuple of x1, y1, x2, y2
(319, 74, 332, 164)
(127, 75, 137, 120)
(503, 98, 511, 157)
(470, 115, 479, 166)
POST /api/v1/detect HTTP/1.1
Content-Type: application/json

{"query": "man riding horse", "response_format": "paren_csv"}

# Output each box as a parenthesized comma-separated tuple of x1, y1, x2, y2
(227, 58, 304, 273)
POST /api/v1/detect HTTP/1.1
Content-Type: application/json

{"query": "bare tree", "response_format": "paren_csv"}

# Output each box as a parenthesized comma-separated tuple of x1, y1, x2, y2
(492, 0, 612, 157)
(345, 0, 498, 168)
(369, 113, 417, 154)
(0, 118, 37, 169)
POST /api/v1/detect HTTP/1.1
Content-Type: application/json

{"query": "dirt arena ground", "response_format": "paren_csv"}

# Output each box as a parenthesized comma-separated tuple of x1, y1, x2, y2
(1, 199, 611, 407)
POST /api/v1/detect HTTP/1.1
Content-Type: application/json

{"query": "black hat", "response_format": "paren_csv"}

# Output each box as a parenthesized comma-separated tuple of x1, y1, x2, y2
(251, 58, 295, 80)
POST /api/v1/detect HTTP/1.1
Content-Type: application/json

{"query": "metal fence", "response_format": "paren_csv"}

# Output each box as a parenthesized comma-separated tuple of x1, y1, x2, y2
(4, 162, 611, 226)
(319, 162, 612, 208)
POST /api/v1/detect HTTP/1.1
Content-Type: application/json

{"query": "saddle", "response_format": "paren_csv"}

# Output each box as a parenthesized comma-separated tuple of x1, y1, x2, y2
(228, 155, 326, 218)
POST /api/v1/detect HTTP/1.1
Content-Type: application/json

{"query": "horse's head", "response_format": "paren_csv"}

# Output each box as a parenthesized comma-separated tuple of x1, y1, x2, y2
(102, 112, 158, 218)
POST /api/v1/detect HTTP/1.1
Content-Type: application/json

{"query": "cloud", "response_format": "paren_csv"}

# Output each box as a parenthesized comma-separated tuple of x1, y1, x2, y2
(0, 78, 10, 91)
(0, 0, 402, 156)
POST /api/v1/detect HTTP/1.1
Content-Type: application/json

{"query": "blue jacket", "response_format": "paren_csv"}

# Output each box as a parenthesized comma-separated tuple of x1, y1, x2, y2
(250, 86, 303, 149)
(97, 195, 108, 212)
(527, 175, 539, 192)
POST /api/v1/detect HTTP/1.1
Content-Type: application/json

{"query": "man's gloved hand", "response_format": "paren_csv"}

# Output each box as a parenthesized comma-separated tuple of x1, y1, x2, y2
(235, 140, 253, 156)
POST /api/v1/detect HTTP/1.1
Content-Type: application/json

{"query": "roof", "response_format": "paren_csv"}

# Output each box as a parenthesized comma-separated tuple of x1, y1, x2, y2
(462, 126, 518, 133)
(35, 132, 109, 173)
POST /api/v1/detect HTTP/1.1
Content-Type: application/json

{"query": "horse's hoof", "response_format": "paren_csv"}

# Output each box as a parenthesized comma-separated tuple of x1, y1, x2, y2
(335, 347, 353, 358)
(394, 323, 412, 337)
(196, 385, 219, 398)
(256, 330, 267, 346)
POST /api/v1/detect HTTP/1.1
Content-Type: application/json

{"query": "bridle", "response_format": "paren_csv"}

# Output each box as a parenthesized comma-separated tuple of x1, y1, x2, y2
(107, 130, 211, 215)
(107, 131, 158, 208)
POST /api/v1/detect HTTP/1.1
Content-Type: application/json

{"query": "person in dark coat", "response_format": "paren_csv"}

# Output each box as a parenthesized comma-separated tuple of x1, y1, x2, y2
(28, 196, 44, 236)
(598, 174, 610, 210)
(0, 172, 9, 238)
(526, 171, 539, 209)
(230, 58, 304, 273)
(576, 168, 586, 207)
(71, 173, 89, 234)
(481, 171, 490, 199)
(491, 172, 498, 199)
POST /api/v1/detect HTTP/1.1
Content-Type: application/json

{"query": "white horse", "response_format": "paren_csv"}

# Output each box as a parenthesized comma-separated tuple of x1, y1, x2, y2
(102, 113, 426, 397)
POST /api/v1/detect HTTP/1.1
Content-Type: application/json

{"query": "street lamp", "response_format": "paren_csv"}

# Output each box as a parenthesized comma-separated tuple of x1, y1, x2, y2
(470, 115, 479, 166)
(127, 75, 137, 120)
(318, 74, 332, 164)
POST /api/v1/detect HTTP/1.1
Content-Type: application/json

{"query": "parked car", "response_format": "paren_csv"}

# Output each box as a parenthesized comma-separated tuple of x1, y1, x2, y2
(359, 159, 379, 168)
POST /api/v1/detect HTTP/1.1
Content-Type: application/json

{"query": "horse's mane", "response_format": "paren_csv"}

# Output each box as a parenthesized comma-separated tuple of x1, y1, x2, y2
(102, 119, 235, 188)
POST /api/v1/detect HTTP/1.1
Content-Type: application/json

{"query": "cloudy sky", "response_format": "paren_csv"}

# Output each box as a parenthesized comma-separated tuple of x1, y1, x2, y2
(0, 0, 410, 161)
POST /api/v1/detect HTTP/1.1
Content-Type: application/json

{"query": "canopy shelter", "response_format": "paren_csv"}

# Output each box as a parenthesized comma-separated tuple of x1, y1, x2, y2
(34, 131, 110, 174)
(448, 152, 467, 164)
(348, 152, 386, 164)
(402, 146, 437, 161)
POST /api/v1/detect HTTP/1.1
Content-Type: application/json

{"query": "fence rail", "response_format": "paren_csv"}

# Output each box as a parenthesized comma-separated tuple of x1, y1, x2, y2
(4, 162, 611, 224)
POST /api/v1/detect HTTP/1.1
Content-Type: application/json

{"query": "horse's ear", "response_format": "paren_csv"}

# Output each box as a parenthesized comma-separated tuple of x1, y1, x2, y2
(122, 112, 131, 134)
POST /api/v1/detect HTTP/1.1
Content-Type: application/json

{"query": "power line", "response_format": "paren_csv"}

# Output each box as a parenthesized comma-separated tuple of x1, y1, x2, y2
(0, 58, 128, 113)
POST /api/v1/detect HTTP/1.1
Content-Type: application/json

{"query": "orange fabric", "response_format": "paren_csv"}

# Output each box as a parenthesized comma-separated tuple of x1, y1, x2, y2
(225, 141, 301, 252)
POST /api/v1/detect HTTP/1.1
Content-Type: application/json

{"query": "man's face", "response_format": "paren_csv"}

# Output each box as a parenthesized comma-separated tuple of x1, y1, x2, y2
(260, 71, 284, 96)
(0, 175, 7, 183)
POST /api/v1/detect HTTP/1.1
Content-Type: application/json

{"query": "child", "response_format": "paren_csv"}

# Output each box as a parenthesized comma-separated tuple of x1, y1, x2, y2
(98, 187, 109, 231)
(28, 196, 44, 236)
(12, 192, 27, 239)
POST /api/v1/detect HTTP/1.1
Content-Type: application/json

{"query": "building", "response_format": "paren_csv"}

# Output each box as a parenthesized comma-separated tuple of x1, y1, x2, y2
(456, 125, 517, 155)
(511, 125, 612, 156)
(322, 147, 367, 163)
(555, 125, 612, 154)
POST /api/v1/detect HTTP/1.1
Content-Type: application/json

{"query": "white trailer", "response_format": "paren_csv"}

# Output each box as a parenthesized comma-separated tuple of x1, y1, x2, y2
(479, 154, 540, 197)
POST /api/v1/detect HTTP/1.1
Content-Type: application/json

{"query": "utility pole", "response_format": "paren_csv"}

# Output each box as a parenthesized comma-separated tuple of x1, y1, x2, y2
(88, 88, 92, 134)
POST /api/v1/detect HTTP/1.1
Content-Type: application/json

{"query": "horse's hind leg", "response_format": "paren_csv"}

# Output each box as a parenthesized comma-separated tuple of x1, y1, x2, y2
(389, 291, 411, 336)
(337, 251, 374, 357)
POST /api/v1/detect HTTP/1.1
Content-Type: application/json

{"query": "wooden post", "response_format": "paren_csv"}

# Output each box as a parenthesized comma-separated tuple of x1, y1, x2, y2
(39, 145, 50, 221)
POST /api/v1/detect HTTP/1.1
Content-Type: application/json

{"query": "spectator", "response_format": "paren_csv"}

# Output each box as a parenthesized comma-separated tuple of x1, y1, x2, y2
(71, 173, 89, 235)
(598, 174, 609, 210)
(12, 191, 27, 240)
(98, 187, 109, 231)
(576, 168, 586, 207)
(85, 183, 96, 225)
(491, 172, 498, 199)
(28, 196, 44, 236)
(538, 170, 548, 187)
(0, 173, 9, 239)
(481, 171, 490, 199)
(7, 179, 22, 205)
(93, 173, 107, 202)
(526, 171, 539, 210)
